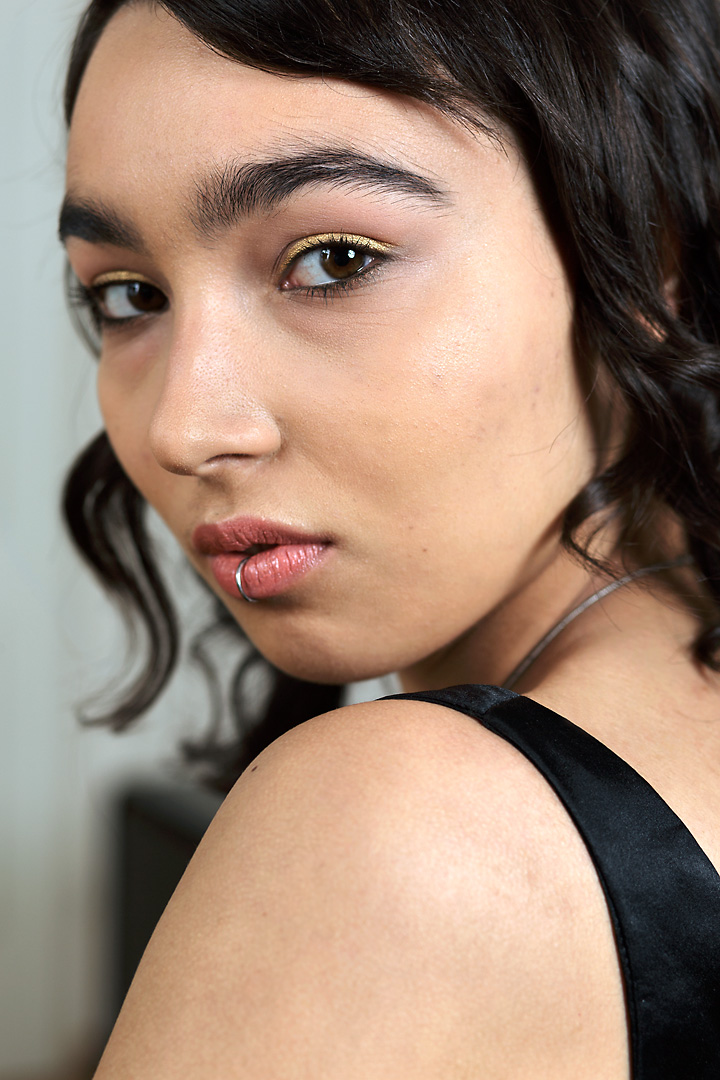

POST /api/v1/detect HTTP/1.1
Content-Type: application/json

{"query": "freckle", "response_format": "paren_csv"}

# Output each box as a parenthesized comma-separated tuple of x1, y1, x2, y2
(251, 765, 258, 772)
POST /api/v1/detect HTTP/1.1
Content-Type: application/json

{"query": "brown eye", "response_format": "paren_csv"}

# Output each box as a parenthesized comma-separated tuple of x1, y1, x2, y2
(283, 239, 380, 290)
(319, 245, 368, 279)
(124, 281, 166, 312)
(95, 280, 167, 320)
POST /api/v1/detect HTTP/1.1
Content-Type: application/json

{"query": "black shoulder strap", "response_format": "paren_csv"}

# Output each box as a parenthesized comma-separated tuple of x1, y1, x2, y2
(386, 685, 720, 1079)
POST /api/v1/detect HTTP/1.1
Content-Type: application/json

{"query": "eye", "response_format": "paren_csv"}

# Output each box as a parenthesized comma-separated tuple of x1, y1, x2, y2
(67, 268, 169, 351)
(279, 233, 392, 293)
(284, 244, 373, 288)
(91, 275, 168, 321)
(66, 268, 169, 354)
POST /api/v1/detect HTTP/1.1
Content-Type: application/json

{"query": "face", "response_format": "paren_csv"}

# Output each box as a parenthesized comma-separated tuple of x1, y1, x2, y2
(64, 4, 596, 687)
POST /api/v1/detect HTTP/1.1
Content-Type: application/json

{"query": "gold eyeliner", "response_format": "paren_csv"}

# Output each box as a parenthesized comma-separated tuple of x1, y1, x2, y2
(276, 233, 393, 277)
(91, 270, 159, 288)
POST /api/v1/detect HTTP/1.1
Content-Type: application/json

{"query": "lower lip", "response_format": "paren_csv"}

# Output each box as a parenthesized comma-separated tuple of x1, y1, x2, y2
(209, 543, 329, 601)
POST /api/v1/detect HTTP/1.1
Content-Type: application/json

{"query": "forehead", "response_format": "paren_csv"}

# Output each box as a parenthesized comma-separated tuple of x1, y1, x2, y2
(66, 4, 518, 228)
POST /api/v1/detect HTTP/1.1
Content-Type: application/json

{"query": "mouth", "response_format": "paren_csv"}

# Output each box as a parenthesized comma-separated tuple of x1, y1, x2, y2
(242, 543, 274, 557)
(191, 517, 332, 602)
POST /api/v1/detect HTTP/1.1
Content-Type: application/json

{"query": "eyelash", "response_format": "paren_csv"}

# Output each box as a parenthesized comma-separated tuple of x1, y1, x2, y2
(293, 272, 379, 302)
(67, 233, 391, 339)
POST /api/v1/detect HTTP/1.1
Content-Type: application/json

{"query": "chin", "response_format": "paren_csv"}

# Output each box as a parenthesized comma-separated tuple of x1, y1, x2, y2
(251, 628, 401, 687)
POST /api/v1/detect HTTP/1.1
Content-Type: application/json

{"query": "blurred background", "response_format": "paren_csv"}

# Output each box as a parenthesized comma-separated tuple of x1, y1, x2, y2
(1, 0, 388, 1075)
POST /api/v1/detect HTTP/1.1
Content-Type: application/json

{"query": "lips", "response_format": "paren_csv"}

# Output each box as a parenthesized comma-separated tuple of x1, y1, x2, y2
(192, 517, 331, 601)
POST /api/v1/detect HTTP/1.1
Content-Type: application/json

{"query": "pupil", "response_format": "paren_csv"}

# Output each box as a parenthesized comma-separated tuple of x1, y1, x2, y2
(128, 281, 164, 311)
(333, 247, 355, 267)
(320, 245, 365, 279)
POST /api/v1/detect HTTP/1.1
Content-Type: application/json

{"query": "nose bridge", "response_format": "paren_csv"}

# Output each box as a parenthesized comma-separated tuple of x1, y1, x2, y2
(148, 302, 282, 475)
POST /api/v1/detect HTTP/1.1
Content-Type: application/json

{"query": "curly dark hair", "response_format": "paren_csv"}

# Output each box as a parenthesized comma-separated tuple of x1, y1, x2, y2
(62, 0, 720, 789)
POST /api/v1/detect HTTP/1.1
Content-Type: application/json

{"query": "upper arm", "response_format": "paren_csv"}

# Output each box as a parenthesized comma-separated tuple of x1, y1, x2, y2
(93, 699, 627, 1080)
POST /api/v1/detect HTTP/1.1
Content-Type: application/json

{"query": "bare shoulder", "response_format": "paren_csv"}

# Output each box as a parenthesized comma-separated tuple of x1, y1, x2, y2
(95, 698, 629, 1080)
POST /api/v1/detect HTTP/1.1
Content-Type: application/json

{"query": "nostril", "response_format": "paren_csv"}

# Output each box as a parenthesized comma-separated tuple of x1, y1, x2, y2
(203, 452, 262, 466)
(148, 407, 283, 477)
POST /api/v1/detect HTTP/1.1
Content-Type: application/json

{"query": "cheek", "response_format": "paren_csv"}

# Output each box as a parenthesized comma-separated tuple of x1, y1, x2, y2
(301, 334, 588, 581)
(317, 284, 591, 606)
(331, 286, 583, 495)
(97, 362, 165, 506)
(98, 365, 134, 457)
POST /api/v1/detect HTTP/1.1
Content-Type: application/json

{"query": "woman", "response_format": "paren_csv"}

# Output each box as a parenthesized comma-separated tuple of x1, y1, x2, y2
(60, 0, 720, 1076)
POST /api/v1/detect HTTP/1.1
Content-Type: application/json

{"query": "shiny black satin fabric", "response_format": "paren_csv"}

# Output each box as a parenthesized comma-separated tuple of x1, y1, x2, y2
(386, 685, 720, 1078)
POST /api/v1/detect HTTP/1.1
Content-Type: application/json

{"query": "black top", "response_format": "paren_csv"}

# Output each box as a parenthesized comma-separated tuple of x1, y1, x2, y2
(386, 685, 720, 1079)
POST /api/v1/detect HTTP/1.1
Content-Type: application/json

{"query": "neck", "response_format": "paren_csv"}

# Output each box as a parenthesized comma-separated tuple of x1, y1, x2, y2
(398, 544, 597, 692)
(397, 537, 697, 695)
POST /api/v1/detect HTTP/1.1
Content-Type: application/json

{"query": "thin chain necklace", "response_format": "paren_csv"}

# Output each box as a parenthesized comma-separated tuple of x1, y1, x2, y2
(502, 556, 694, 691)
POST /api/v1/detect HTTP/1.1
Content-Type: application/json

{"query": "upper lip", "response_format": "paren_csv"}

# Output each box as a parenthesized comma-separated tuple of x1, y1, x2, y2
(192, 516, 330, 556)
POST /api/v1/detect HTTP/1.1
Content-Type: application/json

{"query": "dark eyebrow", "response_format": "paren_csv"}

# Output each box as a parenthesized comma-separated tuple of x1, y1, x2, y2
(58, 146, 450, 251)
(192, 146, 450, 236)
(58, 196, 147, 253)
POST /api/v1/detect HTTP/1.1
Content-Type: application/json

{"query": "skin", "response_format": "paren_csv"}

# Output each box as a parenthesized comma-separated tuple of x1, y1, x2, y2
(63, 5, 720, 1078)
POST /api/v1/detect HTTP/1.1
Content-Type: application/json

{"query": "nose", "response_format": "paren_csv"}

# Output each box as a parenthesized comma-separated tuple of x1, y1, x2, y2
(147, 315, 283, 477)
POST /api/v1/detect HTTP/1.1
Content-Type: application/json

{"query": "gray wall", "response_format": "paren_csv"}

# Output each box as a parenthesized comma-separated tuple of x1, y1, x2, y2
(1, 0, 193, 1071)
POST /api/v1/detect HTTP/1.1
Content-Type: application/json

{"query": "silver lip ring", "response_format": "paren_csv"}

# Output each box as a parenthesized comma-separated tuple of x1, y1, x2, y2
(235, 557, 259, 603)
